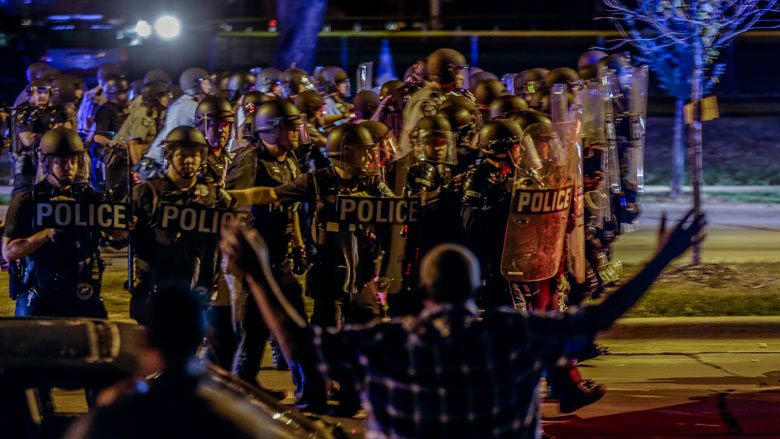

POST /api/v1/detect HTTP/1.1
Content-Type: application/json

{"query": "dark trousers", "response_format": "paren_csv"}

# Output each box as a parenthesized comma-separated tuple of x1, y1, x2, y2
(15, 289, 107, 319)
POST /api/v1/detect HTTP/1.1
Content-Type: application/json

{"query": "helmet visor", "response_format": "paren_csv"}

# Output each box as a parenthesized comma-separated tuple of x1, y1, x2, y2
(415, 130, 456, 165)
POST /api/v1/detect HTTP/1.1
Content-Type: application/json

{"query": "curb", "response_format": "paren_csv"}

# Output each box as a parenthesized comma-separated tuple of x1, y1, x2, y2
(599, 316, 780, 340)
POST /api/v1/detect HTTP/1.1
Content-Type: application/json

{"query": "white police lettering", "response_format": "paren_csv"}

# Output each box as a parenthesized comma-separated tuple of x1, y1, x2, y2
(516, 186, 573, 214)
(157, 203, 250, 234)
(336, 196, 421, 224)
(35, 201, 129, 229)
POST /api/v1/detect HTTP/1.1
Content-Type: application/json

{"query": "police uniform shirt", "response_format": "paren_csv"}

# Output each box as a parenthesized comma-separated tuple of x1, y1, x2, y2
(252, 149, 301, 260)
(3, 181, 103, 301)
(324, 94, 351, 127)
(77, 85, 107, 133)
(399, 83, 460, 154)
(113, 104, 161, 146)
(93, 101, 128, 137)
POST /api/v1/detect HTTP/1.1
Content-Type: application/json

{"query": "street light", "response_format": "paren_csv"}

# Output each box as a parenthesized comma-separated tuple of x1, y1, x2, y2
(154, 15, 180, 39)
(135, 20, 152, 38)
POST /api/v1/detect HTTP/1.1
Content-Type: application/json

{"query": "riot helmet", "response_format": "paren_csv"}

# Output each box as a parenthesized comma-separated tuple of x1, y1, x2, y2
(426, 48, 467, 85)
(284, 67, 315, 98)
(142, 81, 173, 108)
(128, 79, 144, 102)
(413, 115, 456, 165)
(180, 67, 214, 96)
(97, 64, 123, 86)
(438, 104, 478, 152)
(295, 91, 325, 118)
(511, 111, 552, 131)
(163, 126, 209, 178)
(379, 80, 404, 99)
(104, 76, 130, 102)
(403, 59, 427, 84)
(353, 90, 379, 120)
(35, 67, 61, 81)
(598, 53, 632, 89)
(26, 62, 49, 82)
(545, 67, 582, 92)
(439, 95, 477, 113)
(479, 119, 540, 169)
(196, 96, 235, 151)
(359, 120, 397, 166)
(256, 67, 285, 95)
(468, 71, 498, 93)
(241, 91, 265, 116)
(39, 127, 86, 186)
(514, 68, 549, 101)
(254, 99, 308, 151)
(144, 69, 172, 86)
(577, 50, 608, 70)
(326, 123, 378, 177)
(488, 95, 529, 120)
(474, 78, 507, 108)
(52, 75, 83, 105)
(27, 78, 53, 106)
(226, 71, 257, 102)
(319, 66, 351, 97)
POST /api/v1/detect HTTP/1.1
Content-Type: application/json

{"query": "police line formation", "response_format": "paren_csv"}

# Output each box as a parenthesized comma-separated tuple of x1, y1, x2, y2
(0, 47, 648, 413)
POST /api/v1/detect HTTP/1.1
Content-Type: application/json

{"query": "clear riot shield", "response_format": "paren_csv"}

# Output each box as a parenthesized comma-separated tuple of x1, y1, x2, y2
(356, 62, 374, 93)
(556, 117, 587, 284)
(501, 73, 517, 95)
(602, 73, 622, 194)
(629, 65, 649, 192)
(501, 123, 572, 282)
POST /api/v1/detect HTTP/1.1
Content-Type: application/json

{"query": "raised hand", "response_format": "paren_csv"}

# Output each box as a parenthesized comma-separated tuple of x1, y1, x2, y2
(657, 208, 707, 261)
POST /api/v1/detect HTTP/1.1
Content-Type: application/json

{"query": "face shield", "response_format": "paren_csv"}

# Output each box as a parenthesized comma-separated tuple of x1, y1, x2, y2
(377, 131, 398, 166)
(337, 79, 352, 98)
(522, 123, 563, 168)
(278, 117, 309, 151)
(340, 145, 380, 177)
(204, 118, 234, 151)
(414, 129, 457, 165)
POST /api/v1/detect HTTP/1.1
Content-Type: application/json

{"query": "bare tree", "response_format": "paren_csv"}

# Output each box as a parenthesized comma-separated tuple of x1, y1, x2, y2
(602, 0, 780, 264)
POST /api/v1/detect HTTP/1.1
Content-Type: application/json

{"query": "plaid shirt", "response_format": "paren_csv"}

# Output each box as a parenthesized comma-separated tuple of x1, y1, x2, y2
(312, 301, 600, 439)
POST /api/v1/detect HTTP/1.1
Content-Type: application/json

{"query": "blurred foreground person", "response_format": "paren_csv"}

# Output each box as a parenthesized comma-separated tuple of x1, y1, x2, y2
(67, 285, 258, 439)
(222, 210, 705, 439)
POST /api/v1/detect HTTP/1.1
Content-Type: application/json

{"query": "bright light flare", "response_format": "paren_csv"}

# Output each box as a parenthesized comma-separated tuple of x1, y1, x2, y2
(135, 20, 152, 37)
(154, 15, 180, 39)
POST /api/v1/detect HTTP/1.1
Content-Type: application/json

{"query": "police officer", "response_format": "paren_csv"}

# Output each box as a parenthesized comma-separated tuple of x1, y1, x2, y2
(143, 67, 216, 165)
(294, 91, 331, 172)
(224, 99, 311, 402)
(318, 66, 353, 127)
(77, 64, 123, 136)
(437, 97, 482, 174)
(458, 119, 527, 309)
(225, 71, 256, 105)
(255, 67, 285, 100)
(352, 90, 379, 121)
(106, 81, 173, 199)
(473, 78, 507, 122)
(91, 76, 130, 190)
(284, 67, 315, 100)
(399, 48, 468, 154)
(12, 78, 65, 198)
(195, 96, 235, 186)
(2, 128, 119, 318)
(514, 68, 549, 107)
(14, 61, 51, 107)
(127, 69, 172, 113)
(130, 126, 233, 326)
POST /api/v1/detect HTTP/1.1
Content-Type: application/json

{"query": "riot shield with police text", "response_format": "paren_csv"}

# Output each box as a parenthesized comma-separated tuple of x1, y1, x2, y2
(501, 123, 572, 282)
(629, 65, 648, 192)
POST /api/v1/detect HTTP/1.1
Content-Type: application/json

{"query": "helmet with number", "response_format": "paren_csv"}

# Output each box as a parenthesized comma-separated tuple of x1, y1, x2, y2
(488, 95, 529, 120)
(40, 127, 85, 155)
(97, 64, 123, 85)
(180, 67, 211, 96)
(474, 78, 507, 107)
(545, 67, 581, 90)
(511, 111, 552, 131)
(142, 81, 172, 107)
(379, 79, 404, 99)
(255, 99, 307, 149)
(226, 71, 256, 102)
(427, 48, 467, 85)
(359, 120, 397, 165)
(195, 96, 235, 126)
(144, 69, 172, 86)
(514, 68, 548, 97)
(468, 71, 498, 92)
(241, 91, 265, 115)
(353, 90, 379, 120)
(256, 67, 285, 94)
(26, 61, 49, 82)
(413, 115, 456, 164)
(104, 76, 130, 100)
(295, 91, 325, 118)
(326, 123, 377, 176)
